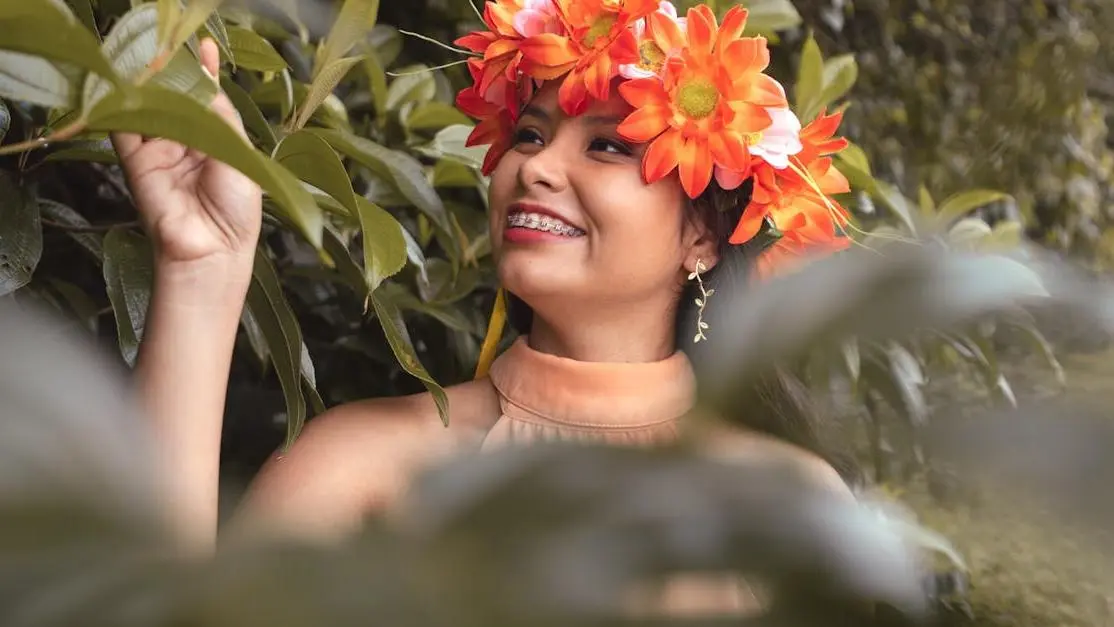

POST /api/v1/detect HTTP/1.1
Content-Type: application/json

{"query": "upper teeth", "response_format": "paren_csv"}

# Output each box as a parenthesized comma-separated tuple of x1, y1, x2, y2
(507, 212, 585, 236)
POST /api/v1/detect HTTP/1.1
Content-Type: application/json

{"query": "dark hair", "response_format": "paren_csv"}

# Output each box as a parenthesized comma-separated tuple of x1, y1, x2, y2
(504, 179, 859, 485)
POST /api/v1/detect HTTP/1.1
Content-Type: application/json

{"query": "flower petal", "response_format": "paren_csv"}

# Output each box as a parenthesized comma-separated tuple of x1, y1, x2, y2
(728, 203, 768, 244)
(584, 53, 614, 100)
(558, 68, 591, 115)
(642, 127, 682, 183)
(617, 105, 671, 142)
(648, 10, 685, 53)
(678, 138, 713, 198)
(685, 5, 716, 61)
(717, 6, 749, 45)
(519, 33, 580, 67)
(714, 166, 748, 191)
(618, 76, 669, 108)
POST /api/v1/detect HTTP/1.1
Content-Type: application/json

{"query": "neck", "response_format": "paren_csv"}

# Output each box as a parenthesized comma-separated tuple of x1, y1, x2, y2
(524, 297, 679, 363)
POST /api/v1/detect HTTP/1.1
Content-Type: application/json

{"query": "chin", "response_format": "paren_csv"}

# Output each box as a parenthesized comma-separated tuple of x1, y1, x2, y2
(496, 249, 583, 303)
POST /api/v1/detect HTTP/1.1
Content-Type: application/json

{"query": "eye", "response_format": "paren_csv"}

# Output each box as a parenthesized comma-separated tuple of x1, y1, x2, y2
(513, 127, 545, 147)
(589, 137, 633, 156)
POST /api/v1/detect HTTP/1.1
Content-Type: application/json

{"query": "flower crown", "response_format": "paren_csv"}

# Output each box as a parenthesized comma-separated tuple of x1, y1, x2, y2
(454, 0, 854, 277)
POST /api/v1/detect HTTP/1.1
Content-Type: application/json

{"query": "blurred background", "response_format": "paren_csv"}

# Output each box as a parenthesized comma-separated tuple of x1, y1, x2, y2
(2, 0, 1114, 624)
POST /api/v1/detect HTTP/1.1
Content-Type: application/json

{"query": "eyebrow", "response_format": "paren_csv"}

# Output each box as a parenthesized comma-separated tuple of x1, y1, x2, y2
(520, 105, 626, 127)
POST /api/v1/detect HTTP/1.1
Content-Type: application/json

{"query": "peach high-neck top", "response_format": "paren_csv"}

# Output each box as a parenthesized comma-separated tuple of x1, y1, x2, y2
(477, 337, 760, 616)
(481, 337, 696, 451)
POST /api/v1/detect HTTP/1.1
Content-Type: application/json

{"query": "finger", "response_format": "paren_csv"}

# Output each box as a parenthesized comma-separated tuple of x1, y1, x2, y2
(109, 132, 143, 161)
(199, 37, 219, 78)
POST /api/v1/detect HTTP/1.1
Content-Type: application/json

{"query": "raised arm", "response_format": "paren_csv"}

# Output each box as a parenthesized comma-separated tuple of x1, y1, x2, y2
(114, 39, 262, 553)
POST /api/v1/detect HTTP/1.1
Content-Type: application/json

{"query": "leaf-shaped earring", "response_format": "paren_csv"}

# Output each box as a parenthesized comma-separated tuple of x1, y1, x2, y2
(690, 258, 713, 343)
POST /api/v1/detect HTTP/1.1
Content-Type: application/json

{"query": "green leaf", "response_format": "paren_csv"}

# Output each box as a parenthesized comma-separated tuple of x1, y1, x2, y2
(166, 0, 223, 54)
(385, 65, 436, 112)
(420, 124, 488, 170)
(0, 51, 76, 108)
(405, 101, 470, 131)
(0, 170, 42, 296)
(0, 2, 120, 89)
(43, 138, 120, 164)
(84, 3, 217, 112)
(1003, 317, 1065, 387)
(355, 197, 406, 292)
(741, 0, 803, 34)
(204, 11, 234, 67)
(273, 129, 359, 216)
(310, 127, 452, 236)
(835, 140, 871, 177)
(362, 46, 388, 117)
(872, 180, 918, 235)
(157, 0, 181, 49)
(239, 304, 270, 368)
(370, 25, 401, 67)
(947, 218, 993, 248)
(794, 32, 823, 122)
(368, 285, 449, 425)
(432, 160, 478, 188)
(102, 228, 153, 366)
(0, 99, 9, 142)
(245, 246, 307, 448)
(936, 189, 1010, 227)
(86, 83, 324, 248)
(321, 225, 368, 295)
(38, 198, 103, 261)
(817, 54, 857, 113)
(220, 74, 277, 151)
(65, 0, 99, 37)
(313, 0, 380, 79)
(45, 277, 101, 332)
(293, 55, 361, 130)
(916, 185, 935, 217)
(225, 25, 287, 72)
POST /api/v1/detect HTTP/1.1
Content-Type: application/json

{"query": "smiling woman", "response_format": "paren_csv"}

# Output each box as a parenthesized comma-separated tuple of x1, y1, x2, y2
(107, 0, 857, 618)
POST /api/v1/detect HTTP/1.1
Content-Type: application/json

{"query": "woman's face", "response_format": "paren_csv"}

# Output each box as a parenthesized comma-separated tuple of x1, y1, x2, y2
(488, 81, 710, 313)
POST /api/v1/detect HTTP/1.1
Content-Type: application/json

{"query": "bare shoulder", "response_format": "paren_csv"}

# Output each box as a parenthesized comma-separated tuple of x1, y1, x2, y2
(696, 423, 854, 500)
(229, 378, 502, 541)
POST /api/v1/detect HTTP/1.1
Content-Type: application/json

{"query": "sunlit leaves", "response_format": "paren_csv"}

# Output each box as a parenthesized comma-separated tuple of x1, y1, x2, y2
(311, 127, 452, 237)
(355, 198, 406, 292)
(0, 1, 120, 89)
(292, 55, 361, 130)
(225, 25, 287, 72)
(313, 0, 381, 79)
(85, 83, 324, 248)
(794, 32, 858, 123)
(369, 286, 449, 425)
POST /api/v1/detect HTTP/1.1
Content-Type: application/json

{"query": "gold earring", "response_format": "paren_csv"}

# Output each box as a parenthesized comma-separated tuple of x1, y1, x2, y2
(688, 258, 713, 343)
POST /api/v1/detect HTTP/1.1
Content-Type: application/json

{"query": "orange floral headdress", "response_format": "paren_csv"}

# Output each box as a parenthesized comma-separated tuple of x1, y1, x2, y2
(459, 0, 854, 374)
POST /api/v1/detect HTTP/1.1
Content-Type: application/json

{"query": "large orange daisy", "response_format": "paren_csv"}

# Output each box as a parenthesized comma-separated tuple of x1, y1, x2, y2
(518, 0, 659, 116)
(615, 5, 788, 198)
(755, 202, 850, 278)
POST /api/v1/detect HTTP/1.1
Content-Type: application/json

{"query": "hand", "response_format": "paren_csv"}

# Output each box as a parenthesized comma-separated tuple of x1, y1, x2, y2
(112, 38, 263, 267)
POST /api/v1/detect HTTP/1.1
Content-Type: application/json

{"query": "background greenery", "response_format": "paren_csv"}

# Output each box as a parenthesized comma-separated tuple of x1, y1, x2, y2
(0, 0, 1112, 624)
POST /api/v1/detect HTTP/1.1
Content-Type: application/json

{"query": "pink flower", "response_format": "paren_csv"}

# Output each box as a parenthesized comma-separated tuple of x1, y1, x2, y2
(619, 1, 686, 80)
(748, 107, 803, 169)
(512, 0, 564, 37)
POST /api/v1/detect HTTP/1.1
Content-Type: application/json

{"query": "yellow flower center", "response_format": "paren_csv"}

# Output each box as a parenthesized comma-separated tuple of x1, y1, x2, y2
(745, 131, 764, 144)
(637, 40, 666, 72)
(583, 15, 617, 47)
(676, 78, 719, 120)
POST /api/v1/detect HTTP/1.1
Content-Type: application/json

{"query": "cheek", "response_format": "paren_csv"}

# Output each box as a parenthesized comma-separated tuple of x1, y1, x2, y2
(582, 176, 687, 274)
(487, 153, 522, 240)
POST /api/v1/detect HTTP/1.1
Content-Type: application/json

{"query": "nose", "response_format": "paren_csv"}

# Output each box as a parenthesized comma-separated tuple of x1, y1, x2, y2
(517, 141, 569, 194)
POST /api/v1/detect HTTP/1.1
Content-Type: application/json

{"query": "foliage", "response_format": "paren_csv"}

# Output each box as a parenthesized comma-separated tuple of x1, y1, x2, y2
(0, 0, 1076, 489)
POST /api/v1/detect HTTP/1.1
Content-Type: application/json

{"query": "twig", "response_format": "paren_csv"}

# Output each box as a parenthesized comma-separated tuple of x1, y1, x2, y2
(0, 120, 88, 156)
(41, 219, 140, 232)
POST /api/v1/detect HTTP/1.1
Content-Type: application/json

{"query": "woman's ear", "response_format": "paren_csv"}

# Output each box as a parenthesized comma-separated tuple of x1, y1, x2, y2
(682, 214, 721, 275)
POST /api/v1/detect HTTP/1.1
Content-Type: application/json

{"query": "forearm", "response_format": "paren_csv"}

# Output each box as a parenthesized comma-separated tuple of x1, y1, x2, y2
(134, 256, 252, 553)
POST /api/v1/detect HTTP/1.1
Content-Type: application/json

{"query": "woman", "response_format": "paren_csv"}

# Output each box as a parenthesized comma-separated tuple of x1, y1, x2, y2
(114, 0, 855, 572)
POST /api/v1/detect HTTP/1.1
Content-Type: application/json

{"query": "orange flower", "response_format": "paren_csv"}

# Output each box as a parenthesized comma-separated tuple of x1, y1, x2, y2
(755, 204, 850, 279)
(456, 1, 555, 116)
(730, 156, 850, 245)
(615, 5, 789, 198)
(457, 60, 516, 175)
(796, 108, 849, 163)
(518, 0, 659, 115)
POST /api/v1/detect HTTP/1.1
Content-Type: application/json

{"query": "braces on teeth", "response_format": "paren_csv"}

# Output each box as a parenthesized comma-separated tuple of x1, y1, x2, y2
(507, 212, 585, 236)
